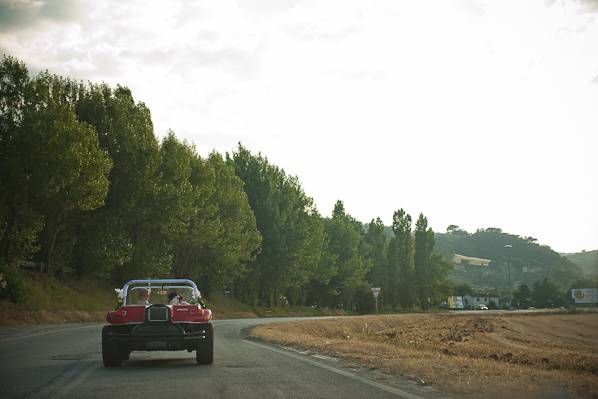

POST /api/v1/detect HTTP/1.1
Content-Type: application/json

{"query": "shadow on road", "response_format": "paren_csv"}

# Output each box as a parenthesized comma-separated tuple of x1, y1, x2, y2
(102, 356, 202, 370)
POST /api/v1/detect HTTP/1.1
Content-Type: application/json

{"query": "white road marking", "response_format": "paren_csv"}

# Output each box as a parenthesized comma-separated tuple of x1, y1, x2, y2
(244, 339, 427, 399)
(312, 354, 338, 361)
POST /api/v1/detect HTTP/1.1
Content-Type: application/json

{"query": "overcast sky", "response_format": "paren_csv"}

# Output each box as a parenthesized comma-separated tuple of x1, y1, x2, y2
(1, 0, 597, 253)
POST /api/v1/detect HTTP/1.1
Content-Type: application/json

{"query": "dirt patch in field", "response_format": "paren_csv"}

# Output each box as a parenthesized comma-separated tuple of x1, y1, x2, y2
(250, 312, 598, 398)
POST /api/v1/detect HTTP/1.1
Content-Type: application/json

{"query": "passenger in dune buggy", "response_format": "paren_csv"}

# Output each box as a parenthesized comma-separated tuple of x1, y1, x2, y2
(102, 279, 213, 367)
(167, 291, 189, 305)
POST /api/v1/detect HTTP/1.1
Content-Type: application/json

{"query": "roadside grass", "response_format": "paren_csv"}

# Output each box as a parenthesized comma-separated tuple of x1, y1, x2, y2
(208, 292, 259, 319)
(0, 273, 116, 325)
(155, 290, 351, 319)
(250, 313, 598, 399)
(252, 305, 348, 318)
(176, 291, 349, 319)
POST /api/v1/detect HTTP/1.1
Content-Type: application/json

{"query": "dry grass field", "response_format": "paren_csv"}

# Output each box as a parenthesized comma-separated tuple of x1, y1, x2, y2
(250, 312, 598, 398)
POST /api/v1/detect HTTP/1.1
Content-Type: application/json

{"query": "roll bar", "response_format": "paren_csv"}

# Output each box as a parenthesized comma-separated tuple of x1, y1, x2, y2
(116, 279, 202, 305)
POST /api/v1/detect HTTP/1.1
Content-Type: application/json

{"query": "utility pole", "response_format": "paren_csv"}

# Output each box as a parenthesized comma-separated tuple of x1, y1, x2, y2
(505, 244, 512, 308)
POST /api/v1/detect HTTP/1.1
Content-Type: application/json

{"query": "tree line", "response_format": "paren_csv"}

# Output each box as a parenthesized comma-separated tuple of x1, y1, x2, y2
(512, 277, 598, 309)
(0, 55, 451, 310)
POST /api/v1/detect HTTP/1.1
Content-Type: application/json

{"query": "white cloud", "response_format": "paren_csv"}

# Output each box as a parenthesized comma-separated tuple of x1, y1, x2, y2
(1, 0, 597, 252)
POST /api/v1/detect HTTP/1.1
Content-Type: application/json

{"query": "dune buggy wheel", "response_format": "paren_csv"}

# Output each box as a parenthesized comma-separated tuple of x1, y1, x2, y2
(120, 348, 131, 360)
(102, 326, 122, 367)
(196, 323, 214, 365)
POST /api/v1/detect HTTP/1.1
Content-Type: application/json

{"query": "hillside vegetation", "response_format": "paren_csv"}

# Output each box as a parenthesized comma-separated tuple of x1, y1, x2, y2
(434, 227, 582, 289)
(565, 250, 598, 277)
(0, 274, 114, 324)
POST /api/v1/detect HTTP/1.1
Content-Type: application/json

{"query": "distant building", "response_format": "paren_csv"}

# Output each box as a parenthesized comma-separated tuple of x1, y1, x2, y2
(452, 254, 492, 267)
(463, 294, 499, 309)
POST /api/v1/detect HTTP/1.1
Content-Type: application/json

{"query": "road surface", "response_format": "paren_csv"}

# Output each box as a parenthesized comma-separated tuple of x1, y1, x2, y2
(0, 317, 443, 399)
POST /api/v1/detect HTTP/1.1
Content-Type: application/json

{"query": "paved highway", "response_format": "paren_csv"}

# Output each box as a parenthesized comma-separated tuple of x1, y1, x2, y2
(0, 318, 443, 399)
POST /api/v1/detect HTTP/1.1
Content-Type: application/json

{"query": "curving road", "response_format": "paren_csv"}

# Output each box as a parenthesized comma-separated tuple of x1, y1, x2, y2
(0, 318, 444, 399)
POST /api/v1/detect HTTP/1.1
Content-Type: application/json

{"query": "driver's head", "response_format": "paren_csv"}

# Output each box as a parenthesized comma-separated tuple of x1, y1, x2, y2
(138, 288, 149, 300)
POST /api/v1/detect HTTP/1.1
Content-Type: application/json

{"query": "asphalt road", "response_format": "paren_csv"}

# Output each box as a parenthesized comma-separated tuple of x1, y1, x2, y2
(0, 318, 443, 399)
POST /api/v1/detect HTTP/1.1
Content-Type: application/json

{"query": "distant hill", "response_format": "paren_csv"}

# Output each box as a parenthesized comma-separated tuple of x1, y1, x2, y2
(433, 227, 582, 289)
(381, 225, 582, 289)
(563, 250, 598, 277)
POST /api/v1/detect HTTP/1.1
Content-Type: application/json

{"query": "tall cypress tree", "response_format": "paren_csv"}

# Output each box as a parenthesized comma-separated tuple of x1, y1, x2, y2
(385, 236, 400, 309)
(414, 213, 429, 309)
(392, 209, 414, 308)
(365, 218, 388, 303)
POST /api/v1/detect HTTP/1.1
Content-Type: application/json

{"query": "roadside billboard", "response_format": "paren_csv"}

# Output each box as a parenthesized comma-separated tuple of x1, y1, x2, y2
(448, 296, 464, 309)
(571, 288, 598, 304)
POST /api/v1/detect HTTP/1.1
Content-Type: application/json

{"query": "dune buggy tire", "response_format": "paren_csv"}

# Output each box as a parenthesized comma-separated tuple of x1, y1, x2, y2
(102, 326, 122, 367)
(120, 348, 131, 360)
(196, 323, 214, 365)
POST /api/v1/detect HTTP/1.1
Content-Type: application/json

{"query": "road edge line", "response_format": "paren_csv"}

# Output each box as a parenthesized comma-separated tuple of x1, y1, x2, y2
(243, 339, 427, 399)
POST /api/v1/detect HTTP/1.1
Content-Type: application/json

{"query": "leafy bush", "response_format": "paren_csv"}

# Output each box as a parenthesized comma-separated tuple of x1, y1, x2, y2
(0, 266, 26, 303)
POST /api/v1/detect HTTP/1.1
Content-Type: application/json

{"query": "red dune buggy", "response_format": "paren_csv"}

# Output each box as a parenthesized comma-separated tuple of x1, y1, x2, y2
(102, 279, 213, 367)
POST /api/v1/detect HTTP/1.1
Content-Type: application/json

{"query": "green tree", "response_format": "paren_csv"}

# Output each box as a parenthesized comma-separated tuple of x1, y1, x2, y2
(453, 283, 472, 296)
(426, 252, 453, 306)
(385, 236, 400, 309)
(0, 56, 44, 267)
(229, 144, 323, 306)
(323, 201, 372, 310)
(365, 218, 388, 304)
(138, 132, 198, 275)
(304, 230, 339, 307)
(172, 151, 261, 294)
(73, 84, 160, 280)
(392, 209, 414, 308)
(531, 278, 563, 308)
(513, 283, 532, 308)
(2, 68, 112, 274)
(414, 214, 431, 308)
(414, 214, 452, 309)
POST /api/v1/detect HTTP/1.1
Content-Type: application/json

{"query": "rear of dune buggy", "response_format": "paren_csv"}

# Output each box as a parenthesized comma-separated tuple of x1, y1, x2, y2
(102, 279, 213, 367)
